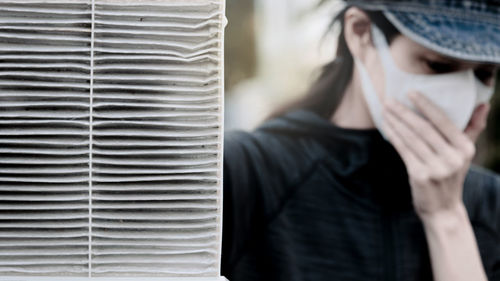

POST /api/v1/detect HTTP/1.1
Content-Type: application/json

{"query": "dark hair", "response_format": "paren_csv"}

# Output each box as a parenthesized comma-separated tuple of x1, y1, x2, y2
(266, 7, 400, 120)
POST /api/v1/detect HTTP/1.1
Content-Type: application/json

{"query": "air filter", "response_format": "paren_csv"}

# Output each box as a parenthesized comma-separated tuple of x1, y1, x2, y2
(0, 0, 226, 279)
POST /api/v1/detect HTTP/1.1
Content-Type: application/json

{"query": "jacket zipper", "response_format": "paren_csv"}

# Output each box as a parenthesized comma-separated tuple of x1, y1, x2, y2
(382, 210, 397, 281)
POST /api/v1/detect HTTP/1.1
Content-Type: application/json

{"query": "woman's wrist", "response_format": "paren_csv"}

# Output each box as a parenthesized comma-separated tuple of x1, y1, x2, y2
(418, 202, 488, 281)
(419, 202, 470, 232)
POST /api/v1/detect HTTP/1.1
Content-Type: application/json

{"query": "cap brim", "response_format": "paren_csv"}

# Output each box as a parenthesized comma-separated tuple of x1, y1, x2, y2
(383, 9, 500, 64)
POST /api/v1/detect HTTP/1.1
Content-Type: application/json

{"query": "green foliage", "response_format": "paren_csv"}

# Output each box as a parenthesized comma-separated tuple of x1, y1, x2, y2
(484, 72, 500, 172)
(224, 0, 257, 93)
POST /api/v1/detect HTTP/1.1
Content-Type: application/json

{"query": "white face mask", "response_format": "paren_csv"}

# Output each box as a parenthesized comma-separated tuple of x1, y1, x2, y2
(354, 25, 494, 138)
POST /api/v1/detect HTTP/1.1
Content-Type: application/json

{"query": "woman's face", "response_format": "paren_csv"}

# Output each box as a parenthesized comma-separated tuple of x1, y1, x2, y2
(388, 35, 498, 87)
(365, 32, 498, 111)
(345, 7, 498, 104)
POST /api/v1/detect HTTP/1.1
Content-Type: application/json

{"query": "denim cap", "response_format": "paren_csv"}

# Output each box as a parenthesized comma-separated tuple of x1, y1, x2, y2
(346, 0, 500, 64)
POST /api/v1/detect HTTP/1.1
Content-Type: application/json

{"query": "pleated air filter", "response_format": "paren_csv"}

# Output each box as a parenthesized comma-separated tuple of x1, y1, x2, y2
(0, 0, 226, 279)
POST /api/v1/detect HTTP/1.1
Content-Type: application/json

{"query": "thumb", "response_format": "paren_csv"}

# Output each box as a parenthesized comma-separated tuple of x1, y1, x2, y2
(464, 103, 490, 142)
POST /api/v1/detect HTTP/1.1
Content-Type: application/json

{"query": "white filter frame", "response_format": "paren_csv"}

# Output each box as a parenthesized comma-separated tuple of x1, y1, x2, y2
(0, 0, 226, 279)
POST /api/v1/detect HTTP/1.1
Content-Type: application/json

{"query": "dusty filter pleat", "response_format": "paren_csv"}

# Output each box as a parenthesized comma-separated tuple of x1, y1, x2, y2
(0, 0, 225, 278)
(0, 0, 92, 276)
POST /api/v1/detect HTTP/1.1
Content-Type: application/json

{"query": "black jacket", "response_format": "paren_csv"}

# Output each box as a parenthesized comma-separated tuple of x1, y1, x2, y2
(221, 109, 500, 281)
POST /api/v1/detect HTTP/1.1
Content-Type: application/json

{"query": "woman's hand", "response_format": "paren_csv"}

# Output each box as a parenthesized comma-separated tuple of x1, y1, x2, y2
(382, 92, 491, 281)
(381, 91, 490, 220)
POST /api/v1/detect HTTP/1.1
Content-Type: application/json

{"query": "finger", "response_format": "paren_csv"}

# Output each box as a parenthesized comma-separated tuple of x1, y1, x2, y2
(382, 111, 426, 176)
(383, 107, 436, 164)
(464, 103, 490, 142)
(384, 108, 453, 179)
(408, 91, 475, 158)
(384, 97, 457, 159)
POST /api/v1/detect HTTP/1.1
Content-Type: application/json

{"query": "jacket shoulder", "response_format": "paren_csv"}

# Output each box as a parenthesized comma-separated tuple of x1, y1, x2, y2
(224, 128, 326, 214)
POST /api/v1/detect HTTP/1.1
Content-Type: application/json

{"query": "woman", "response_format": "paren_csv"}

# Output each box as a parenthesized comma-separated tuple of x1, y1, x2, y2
(221, 1, 500, 280)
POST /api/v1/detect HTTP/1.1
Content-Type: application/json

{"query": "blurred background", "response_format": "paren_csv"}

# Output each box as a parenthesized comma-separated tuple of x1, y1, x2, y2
(223, 0, 500, 172)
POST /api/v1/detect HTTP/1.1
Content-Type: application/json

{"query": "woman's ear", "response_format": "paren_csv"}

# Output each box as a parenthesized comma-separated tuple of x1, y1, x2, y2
(344, 7, 373, 62)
